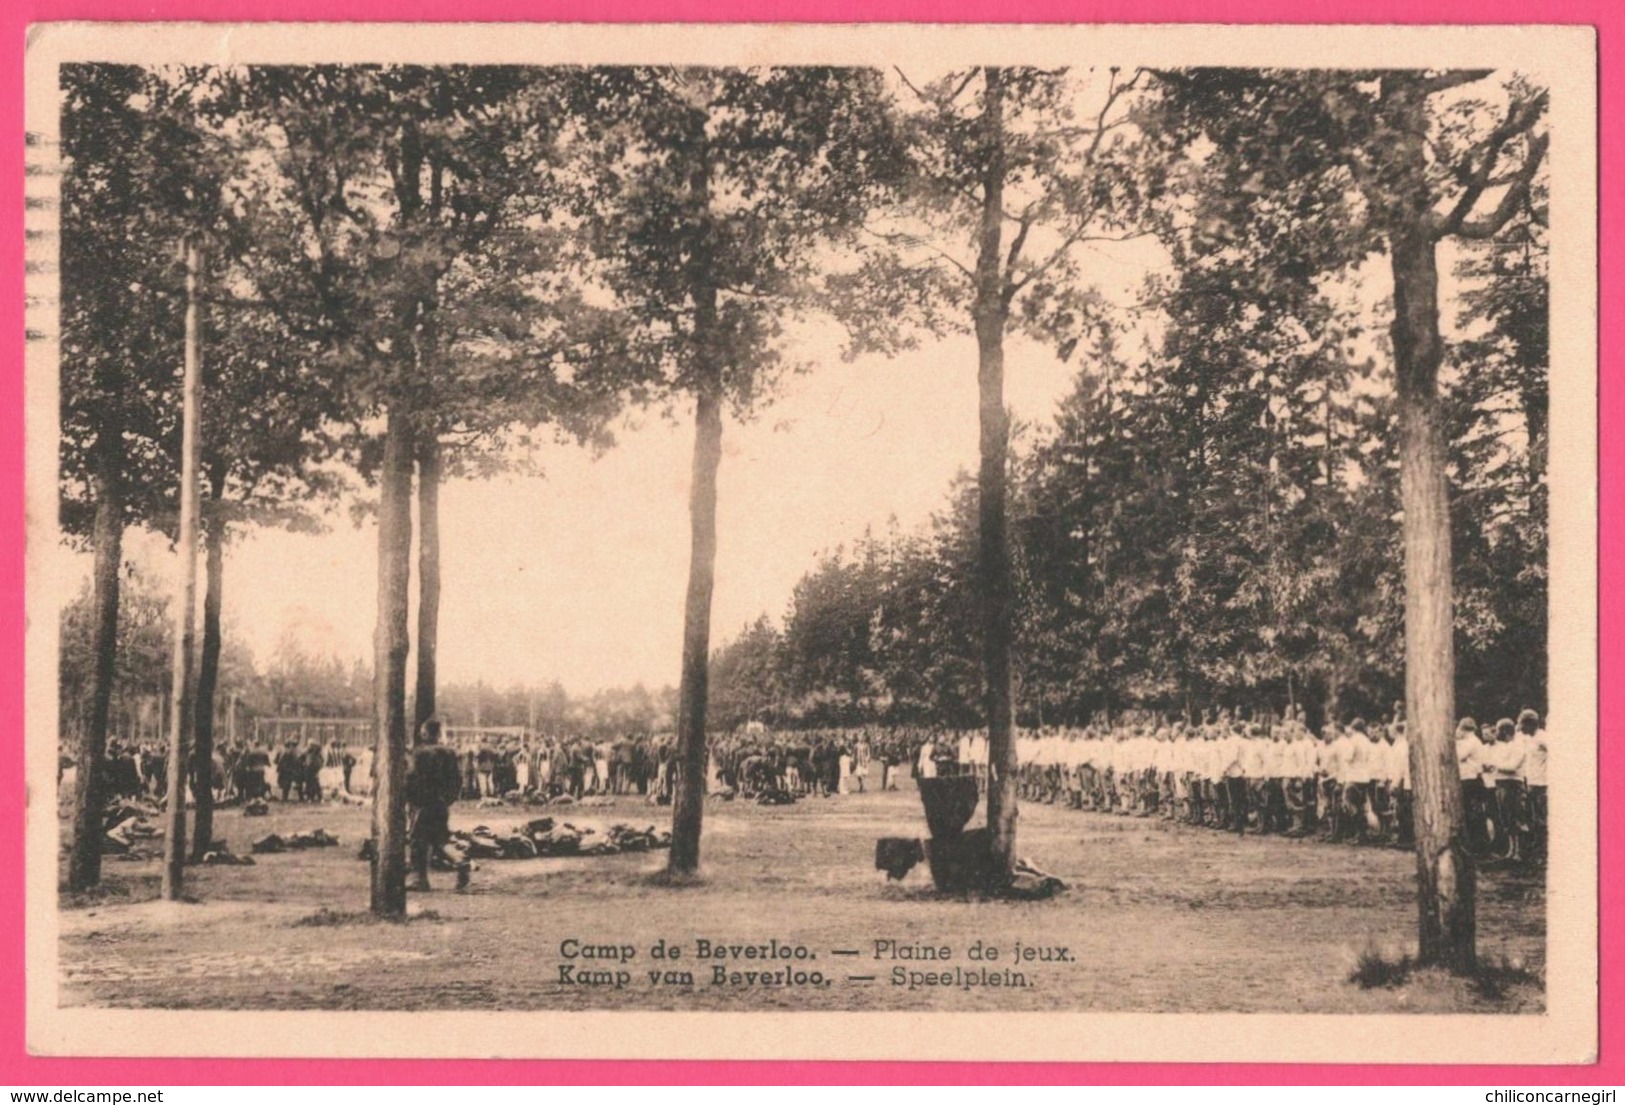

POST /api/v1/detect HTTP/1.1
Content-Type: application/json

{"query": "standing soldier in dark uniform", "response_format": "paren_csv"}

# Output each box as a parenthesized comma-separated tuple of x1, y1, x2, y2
(302, 742, 325, 802)
(629, 736, 650, 796)
(276, 741, 301, 802)
(407, 717, 470, 893)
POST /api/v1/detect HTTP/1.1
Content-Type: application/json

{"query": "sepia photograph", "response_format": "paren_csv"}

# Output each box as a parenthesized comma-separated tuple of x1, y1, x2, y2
(21, 21, 1599, 1064)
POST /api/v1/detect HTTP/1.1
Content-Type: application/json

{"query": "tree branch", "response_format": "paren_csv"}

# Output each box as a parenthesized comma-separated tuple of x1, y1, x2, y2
(1454, 130, 1548, 241)
(893, 66, 931, 104)
(1435, 92, 1548, 239)
(860, 224, 975, 280)
(1003, 212, 1034, 281)
(1087, 67, 1146, 163)
(1007, 228, 1155, 301)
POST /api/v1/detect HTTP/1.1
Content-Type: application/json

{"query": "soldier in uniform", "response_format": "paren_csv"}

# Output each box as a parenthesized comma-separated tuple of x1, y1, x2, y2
(407, 717, 470, 893)
(1456, 717, 1491, 856)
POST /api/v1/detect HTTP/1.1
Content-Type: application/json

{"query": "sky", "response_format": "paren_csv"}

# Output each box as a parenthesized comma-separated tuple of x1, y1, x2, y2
(91, 258, 1161, 695)
(42, 64, 1186, 697)
(52, 228, 1483, 698)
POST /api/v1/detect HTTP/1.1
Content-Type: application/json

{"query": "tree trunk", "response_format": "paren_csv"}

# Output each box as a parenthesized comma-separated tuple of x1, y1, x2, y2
(975, 67, 1019, 882)
(66, 442, 122, 891)
(414, 434, 442, 732)
(668, 380, 724, 875)
(667, 126, 724, 877)
(189, 492, 225, 863)
(1521, 379, 1547, 503)
(1391, 226, 1475, 973)
(161, 238, 203, 901)
(370, 406, 415, 917)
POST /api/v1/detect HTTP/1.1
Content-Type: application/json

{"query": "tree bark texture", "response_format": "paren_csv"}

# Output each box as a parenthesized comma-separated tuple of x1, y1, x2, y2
(666, 124, 726, 877)
(975, 67, 1019, 881)
(668, 379, 724, 874)
(189, 488, 225, 863)
(1391, 226, 1475, 973)
(67, 442, 122, 891)
(414, 434, 442, 732)
(370, 406, 415, 917)
(161, 238, 203, 902)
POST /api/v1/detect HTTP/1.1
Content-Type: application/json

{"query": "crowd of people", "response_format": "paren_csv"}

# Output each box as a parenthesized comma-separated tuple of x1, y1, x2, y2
(698, 708, 1549, 865)
(1003, 706, 1549, 865)
(67, 738, 361, 807)
(70, 703, 1550, 867)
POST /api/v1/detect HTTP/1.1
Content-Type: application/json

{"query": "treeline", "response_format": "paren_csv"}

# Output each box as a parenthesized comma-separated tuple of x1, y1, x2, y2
(58, 564, 676, 743)
(711, 229, 1546, 734)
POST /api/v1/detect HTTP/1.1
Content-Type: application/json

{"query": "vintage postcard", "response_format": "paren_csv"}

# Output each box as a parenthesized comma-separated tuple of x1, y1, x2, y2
(22, 21, 1598, 1064)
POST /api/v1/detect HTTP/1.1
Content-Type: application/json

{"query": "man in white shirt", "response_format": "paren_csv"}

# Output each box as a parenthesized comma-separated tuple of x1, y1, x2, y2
(1239, 725, 1267, 825)
(1283, 726, 1316, 837)
(1519, 709, 1547, 863)
(1317, 723, 1344, 840)
(1390, 722, 1413, 847)
(1486, 717, 1528, 862)
(1456, 717, 1490, 856)
(1220, 724, 1248, 835)
(1340, 719, 1376, 842)
(1172, 724, 1197, 824)
(1261, 728, 1287, 832)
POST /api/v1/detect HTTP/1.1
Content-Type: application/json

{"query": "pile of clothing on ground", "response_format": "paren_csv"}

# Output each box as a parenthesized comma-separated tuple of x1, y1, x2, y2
(250, 827, 342, 854)
(194, 839, 256, 866)
(476, 792, 618, 810)
(101, 799, 163, 858)
(354, 818, 672, 868)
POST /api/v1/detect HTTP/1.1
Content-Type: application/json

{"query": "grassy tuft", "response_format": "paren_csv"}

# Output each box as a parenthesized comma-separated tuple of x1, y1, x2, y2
(292, 907, 443, 927)
(641, 867, 708, 889)
(1470, 955, 1541, 1001)
(59, 876, 161, 910)
(1350, 947, 1416, 989)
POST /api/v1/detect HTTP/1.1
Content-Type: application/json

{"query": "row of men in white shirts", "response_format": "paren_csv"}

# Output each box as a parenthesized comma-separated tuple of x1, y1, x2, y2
(949, 711, 1547, 791)
(1003, 721, 1413, 787)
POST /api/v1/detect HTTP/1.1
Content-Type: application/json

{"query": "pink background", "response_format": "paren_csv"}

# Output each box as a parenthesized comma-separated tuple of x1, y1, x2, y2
(2, 0, 1616, 1084)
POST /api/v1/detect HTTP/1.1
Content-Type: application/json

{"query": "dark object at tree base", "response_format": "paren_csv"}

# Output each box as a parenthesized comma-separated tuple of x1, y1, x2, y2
(918, 776, 980, 839)
(868, 777, 1065, 899)
(243, 799, 270, 817)
(926, 827, 1002, 893)
(875, 836, 925, 880)
(1003, 858, 1066, 900)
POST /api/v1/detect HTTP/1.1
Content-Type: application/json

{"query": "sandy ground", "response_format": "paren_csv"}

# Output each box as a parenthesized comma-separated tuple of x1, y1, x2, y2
(56, 785, 1545, 1013)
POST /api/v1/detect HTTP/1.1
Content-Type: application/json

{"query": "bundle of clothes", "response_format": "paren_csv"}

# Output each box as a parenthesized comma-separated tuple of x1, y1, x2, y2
(195, 839, 256, 866)
(250, 827, 342, 854)
(100, 799, 162, 858)
(475, 792, 618, 810)
(355, 817, 672, 869)
(90, 798, 263, 867)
